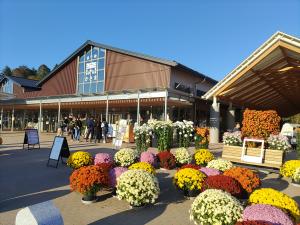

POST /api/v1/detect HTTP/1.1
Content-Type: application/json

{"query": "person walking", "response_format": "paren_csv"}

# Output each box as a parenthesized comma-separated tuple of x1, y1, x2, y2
(86, 117, 95, 142)
(93, 119, 102, 143)
(74, 117, 82, 142)
(101, 119, 108, 143)
(69, 117, 75, 140)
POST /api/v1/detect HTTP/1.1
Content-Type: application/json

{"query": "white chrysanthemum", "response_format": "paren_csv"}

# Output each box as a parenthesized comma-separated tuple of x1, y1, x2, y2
(174, 147, 192, 164)
(114, 148, 138, 167)
(206, 158, 233, 171)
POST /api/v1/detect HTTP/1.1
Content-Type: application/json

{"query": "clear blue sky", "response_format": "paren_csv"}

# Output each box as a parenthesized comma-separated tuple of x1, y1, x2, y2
(1, 0, 299, 81)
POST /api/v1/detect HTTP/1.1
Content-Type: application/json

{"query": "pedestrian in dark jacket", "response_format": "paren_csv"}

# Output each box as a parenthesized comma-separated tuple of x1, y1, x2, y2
(86, 117, 95, 142)
(94, 119, 102, 143)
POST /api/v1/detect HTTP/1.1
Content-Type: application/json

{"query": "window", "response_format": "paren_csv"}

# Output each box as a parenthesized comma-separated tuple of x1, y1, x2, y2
(1, 79, 13, 94)
(77, 46, 105, 94)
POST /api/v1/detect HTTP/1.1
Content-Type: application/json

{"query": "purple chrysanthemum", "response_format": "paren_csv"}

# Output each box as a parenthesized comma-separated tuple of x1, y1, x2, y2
(94, 153, 113, 165)
(200, 167, 221, 176)
(140, 151, 156, 166)
(109, 167, 128, 187)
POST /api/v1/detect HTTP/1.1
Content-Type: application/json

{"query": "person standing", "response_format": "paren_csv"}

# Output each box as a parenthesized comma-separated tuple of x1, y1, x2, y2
(69, 117, 75, 140)
(86, 117, 95, 142)
(74, 117, 82, 142)
(101, 119, 108, 143)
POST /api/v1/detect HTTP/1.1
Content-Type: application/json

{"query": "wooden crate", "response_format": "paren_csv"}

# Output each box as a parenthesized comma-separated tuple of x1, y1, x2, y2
(222, 145, 284, 168)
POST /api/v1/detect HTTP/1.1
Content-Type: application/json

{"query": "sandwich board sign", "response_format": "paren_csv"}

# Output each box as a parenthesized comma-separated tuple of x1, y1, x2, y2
(23, 129, 40, 150)
(47, 136, 70, 168)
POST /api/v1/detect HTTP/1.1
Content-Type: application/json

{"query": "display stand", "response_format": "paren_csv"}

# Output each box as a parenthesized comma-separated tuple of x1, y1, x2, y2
(47, 136, 70, 168)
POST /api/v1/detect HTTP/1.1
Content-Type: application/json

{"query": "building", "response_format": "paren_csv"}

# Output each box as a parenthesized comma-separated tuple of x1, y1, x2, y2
(0, 41, 217, 132)
(204, 31, 300, 143)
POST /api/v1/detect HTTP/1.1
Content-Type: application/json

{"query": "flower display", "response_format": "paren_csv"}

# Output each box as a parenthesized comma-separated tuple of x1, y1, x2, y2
(114, 148, 138, 167)
(235, 221, 273, 225)
(156, 151, 176, 169)
(173, 168, 206, 191)
(242, 204, 294, 225)
(173, 120, 194, 148)
(267, 134, 291, 151)
(223, 167, 261, 194)
(67, 151, 93, 169)
(223, 131, 242, 146)
(109, 167, 128, 188)
(129, 162, 156, 175)
(194, 149, 214, 166)
(206, 158, 233, 171)
(199, 167, 221, 176)
(140, 151, 156, 166)
(134, 123, 152, 153)
(116, 170, 160, 206)
(194, 127, 209, 149)
(94, 153, 113, 165)
(293, 167, 300, 183)
(174, 147, 192, 165)
(190, 189, 243, 225)
(180, 164, 201, 171)
(249, 188, 300, 221)
(69, 165, 110, 195)
(152, 120, 173, 151)
(202, 175, 244, 198)
(280, 160, 300, 178)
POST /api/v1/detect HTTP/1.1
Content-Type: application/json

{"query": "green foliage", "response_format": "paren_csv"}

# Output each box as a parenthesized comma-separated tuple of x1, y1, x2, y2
(1, 66, 12, 76)
(36, 64, 51, 80)
(154, 122, 173, 152)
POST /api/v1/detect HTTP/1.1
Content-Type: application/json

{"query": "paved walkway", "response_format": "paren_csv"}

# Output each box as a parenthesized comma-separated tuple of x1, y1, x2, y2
(0, 132, 299, 225)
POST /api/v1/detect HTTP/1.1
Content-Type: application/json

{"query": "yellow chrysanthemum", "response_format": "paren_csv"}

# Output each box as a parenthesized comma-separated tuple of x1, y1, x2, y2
(129, 162, 156, 175)
(280, 160, 300, 178)
(194, 149, 214, 166)
(173, 168, 206, 191)
(67, 151, 93, 169)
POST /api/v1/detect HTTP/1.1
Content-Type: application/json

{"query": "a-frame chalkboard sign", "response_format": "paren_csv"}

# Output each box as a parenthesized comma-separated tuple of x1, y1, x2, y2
(23, 129, 40, 150)
(47, 136, 70, 168)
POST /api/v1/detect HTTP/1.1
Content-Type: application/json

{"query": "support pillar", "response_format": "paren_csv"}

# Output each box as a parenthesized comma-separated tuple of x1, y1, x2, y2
(11, 106, 14, 132)
(227, 102, 235, 131)
(39, 100, 43, 131)
(209, 96, 220, 143)
(0, 108, 3, 132)
(57, 101, 61, 126)
(164, 89, 168, 121)
(106, 94, 109, 121)
(137, 91, 140, 125)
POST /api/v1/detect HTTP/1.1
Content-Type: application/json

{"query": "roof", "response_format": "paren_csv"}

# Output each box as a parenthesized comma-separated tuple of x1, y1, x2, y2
(203, 31, 300, 117)
(1, 75, 39, 88)
(38, 40, 217, 86)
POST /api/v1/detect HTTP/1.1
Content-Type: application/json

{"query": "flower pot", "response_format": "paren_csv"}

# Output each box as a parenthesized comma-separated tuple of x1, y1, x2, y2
(129, 203, 146, 210)
(81, 194, 97, 205)
(183, 189, 200, 198)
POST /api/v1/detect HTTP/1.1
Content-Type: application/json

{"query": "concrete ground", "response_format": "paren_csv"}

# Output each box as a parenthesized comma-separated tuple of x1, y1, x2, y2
(0, 132, 299, 225)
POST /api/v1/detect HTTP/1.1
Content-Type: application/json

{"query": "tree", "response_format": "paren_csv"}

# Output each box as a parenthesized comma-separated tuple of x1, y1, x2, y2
(36, 64, 50, 80)
(12, 65, 36, 78)
(1, 66, 12, 76)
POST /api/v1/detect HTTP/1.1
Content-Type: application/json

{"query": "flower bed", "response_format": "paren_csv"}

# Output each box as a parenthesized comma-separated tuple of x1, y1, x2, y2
(280, 160, 300, 178)
(174, 148, 192, 165)
(134, 124, 152, 153)
(173, 168, 206, 191)
(67, 151, 93, 169)
(249, 188, 300, 221)
(109, 167, 128, 188)
(140, 151, 156, 166)
(152, 120, 173, 151)
(194, 149, 214, 166)
(223, 167, 261, 194)
(116, 170, 160, 206)
(129, 162, 156, 175)
(199, 167, 221, 176)
(223, 131, 242, 146)
(267, 134, 290, 151)
(206, 158, 233, 171)
(190, 189, 243, 225)
(156, 151, 176, 169)
(173, 120, 194, 148)
(114, 148, 137, 167)
(242, 204, 294, 225)
(202, 175, 244, 198)
(94, 153, 113, 165)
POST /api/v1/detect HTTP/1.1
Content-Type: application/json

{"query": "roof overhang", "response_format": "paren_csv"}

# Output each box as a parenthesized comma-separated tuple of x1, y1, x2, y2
(203, 31, 300, 117)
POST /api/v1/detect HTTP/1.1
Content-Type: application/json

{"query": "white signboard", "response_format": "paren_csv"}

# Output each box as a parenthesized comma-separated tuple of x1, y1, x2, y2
(241, 138, 265, 163)
(49, 136, 64, 160)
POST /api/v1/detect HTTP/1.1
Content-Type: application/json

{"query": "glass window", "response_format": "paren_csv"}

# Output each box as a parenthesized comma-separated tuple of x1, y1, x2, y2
(77, 46, 105, 95)
(2, 79, 13, 94)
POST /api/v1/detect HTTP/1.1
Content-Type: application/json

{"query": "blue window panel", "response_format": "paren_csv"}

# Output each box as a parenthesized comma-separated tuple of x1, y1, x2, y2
(98, 70, 104, 81)
(92, 47, 99, 60)
(84, 83, 90, 94)
(79, 55, 85, 62)
(79, 63, 84, 73)
(99, 49, 105, 58)
(90, 83, 97, 93)
(78, 73, 84, 83)
(78, 84, 84, 94)
(98, 58, 105, 69)
(97, 82, 104, 93)
(85, 49, 92, 61)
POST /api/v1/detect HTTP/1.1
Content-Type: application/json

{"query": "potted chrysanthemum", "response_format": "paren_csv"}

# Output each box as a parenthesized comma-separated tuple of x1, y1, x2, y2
(114, 148, 138, 167)
(67, 151, 93, 169)
(174, 147, 192, 166)
(292, 167, 300, 187)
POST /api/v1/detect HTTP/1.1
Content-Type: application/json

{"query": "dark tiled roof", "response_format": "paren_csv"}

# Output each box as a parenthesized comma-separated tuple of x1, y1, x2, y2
(5, 75, 39, 88)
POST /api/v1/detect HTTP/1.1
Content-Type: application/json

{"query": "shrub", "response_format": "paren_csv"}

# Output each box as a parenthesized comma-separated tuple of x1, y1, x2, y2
(194, 149, 214, 166)
(129, 162, 156, 175)
(242, 109, 281, 140)
(156, 151, 176, 169)
(173, 168, 206, 191)
(190, 189, 243, 225)
(224, 167, 261, 194)
(194, 127, 209, 149)
(206, 158, 233, 171)
(94, 153, 113, 165)
(140, 151, 156, 166)
(267, 134, 291, 151)
(70, 165, 110, 196)
(242, 204, 294, 225)
(180, 164, 201, 171)
(223, 131, 242, 146)
(114, 148, 137, 167)
(199, 167, 221, 176)
(173, 120, 194, 148)
(202, 175, 244, 198)
(67, 151, 93, 169)
(249, 188, 300, 221)
(174, 147, 192, 164)
(116, 170, 160, 206)
(134, 124, 152, 153)
(280, 160, 300, 178)
(109, 167, 128, 188)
